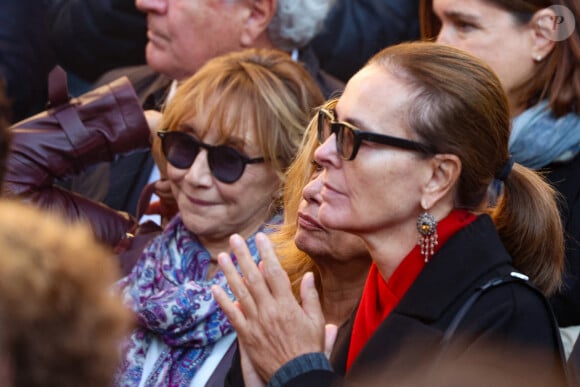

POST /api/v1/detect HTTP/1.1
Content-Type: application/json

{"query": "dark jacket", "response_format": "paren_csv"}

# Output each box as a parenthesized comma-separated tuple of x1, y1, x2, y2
(78, 47, 343, 216)
(546, 153, 580, 327)
(45, 0, 147, 83)
(0, 0, 56, 122)
(311, 0, 420, 82)
(229, 215, 567, 386)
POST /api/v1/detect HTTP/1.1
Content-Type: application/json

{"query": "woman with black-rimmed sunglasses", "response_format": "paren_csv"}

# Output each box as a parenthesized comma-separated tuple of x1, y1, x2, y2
(213, 42, 568, 386)
(113, 48, 324, 387)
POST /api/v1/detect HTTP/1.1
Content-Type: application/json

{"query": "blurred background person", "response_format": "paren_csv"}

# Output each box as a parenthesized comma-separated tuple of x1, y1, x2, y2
(0, 200, 132, 387)
(420, 0, 580, 359)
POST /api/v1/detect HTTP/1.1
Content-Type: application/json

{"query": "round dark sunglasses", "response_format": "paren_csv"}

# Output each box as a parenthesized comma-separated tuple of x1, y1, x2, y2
(317, 108, 434, 160)
(157, 131, 265, 184)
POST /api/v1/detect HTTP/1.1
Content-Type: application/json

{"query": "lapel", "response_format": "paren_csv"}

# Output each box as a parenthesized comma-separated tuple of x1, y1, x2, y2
(332, 215, 514, 378)
(121, 65, 173, 110)
(104, 67, 172, 214)
(395, 215, 511, 321)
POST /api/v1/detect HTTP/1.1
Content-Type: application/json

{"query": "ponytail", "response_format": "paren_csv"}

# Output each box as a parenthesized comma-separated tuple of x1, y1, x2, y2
(489, 163, 564, 295)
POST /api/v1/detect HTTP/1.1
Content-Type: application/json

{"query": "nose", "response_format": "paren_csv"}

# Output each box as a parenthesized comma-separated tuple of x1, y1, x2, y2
(183, 149, 213, 187)
(435, 24, 452, 45)
(302, 172, 324, 204)
(135, 0, 167, 14)
(314, 133, 340, 169)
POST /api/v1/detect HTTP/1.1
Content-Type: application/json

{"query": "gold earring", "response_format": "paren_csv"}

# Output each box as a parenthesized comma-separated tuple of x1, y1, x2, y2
(416, 212, 438, 263)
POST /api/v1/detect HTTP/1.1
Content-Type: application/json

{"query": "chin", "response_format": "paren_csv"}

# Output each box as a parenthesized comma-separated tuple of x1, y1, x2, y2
(146, 50, 177, 78)
(295, 234, 326, 254)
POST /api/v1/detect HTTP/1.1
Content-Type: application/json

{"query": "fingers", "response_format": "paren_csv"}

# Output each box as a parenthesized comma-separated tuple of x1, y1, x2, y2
(324, 324, 338, 359)
(255, 233, 293, 299)
(300, 272, 324, 325)
(239, 341, 267, 387)
(212, 284, 249, 333)
(215, 250, 259, 319)
(229, 234, 274, 306)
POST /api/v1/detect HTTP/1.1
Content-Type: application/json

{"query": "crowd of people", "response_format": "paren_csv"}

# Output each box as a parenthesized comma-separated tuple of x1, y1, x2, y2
(0, 0, 578, 386)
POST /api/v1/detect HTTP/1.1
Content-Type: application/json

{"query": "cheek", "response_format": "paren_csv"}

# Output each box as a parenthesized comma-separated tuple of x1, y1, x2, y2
(219, 169, 279, 204)
(166, 165, 185, 185)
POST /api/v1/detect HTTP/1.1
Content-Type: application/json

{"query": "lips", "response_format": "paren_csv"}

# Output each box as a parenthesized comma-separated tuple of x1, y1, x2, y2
(184, 194, 216, 207)
(297, 212, 323, 231)
(147, 29, 169, 46)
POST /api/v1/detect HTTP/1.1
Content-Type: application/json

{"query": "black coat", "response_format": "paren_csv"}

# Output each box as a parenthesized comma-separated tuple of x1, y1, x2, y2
(546, 153, 580, 327)
(46, 0, 147, 83)
(264, 215, 567, 386)
(311, 0, 421, 82)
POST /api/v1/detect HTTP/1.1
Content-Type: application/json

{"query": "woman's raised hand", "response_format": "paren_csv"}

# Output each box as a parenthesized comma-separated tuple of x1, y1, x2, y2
(212, 233, 327, 382)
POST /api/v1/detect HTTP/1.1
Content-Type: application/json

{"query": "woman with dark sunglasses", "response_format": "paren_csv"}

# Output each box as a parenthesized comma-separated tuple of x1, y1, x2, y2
(5, 47, 324, 386)
(212, 42, 569, 386)
(111, 48, 323, 387)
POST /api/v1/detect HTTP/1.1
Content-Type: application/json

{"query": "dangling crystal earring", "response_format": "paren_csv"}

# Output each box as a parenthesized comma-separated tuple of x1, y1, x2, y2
(417, 212, 438, 263)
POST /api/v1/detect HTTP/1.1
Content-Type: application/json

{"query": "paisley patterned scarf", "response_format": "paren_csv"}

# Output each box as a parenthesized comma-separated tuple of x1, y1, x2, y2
(113, 213, 281, 387)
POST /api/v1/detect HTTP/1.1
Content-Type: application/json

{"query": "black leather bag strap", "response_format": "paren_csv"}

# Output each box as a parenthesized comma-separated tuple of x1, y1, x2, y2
(439, 271, 571, 385)
(441, 271, 531, 346)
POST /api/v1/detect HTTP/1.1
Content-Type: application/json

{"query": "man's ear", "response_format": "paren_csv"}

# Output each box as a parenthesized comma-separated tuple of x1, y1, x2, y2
(420, 154, 461, 211)
(240, 0, 276, 47)
(530, 8, 558, 62)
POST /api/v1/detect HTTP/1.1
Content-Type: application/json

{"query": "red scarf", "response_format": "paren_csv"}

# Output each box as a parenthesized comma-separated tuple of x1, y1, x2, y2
(346, 209, 476, 370)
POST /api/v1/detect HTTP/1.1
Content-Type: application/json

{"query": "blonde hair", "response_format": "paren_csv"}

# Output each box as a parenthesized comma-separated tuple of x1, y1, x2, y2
(270, 99, 337, 298)
(155, 48, 325, 201)
(0, 200, 131, 387)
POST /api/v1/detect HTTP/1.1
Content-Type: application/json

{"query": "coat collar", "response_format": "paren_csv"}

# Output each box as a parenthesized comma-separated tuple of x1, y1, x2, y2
(395, 214, 513, 321)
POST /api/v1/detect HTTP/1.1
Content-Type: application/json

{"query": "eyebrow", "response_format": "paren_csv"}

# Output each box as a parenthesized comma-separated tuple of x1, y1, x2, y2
(443, 10, 480, 23)
(332, 109, 368, 132)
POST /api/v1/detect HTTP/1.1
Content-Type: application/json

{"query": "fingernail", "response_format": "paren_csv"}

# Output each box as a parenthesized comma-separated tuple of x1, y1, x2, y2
(304, 272, 315, 288)
(217, 253, 230, 266)
(230, 234, 243, 247)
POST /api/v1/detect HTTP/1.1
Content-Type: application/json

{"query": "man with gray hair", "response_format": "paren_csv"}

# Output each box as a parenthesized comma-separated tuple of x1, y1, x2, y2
(85, 0, 342, 216)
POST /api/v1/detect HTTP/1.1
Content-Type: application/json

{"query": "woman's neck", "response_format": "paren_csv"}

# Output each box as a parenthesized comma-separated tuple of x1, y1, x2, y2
(317, 259, 370, 325)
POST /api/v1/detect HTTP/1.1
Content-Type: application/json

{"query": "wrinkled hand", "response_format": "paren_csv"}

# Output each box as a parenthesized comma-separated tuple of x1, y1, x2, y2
(212, 233, 326, 382)
(239, 341, 266, 387)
